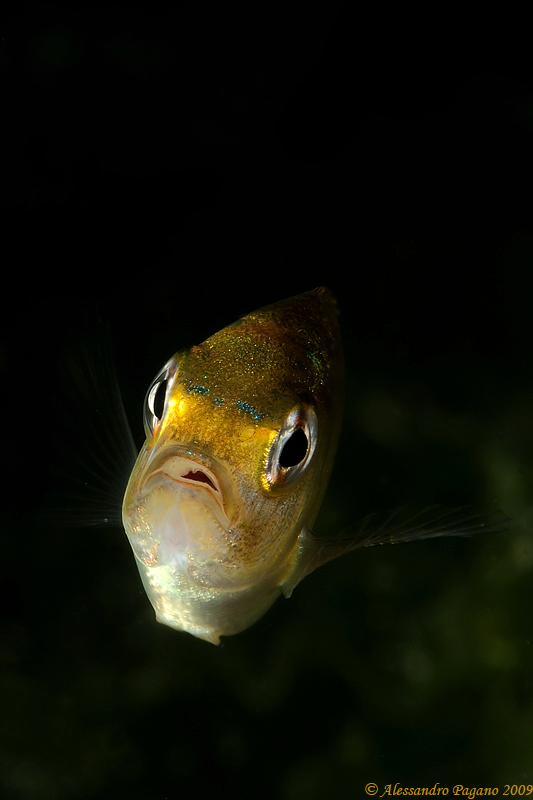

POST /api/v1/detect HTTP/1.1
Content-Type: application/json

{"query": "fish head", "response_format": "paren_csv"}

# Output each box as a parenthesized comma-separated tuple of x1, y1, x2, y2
(122, 288, 344, 643)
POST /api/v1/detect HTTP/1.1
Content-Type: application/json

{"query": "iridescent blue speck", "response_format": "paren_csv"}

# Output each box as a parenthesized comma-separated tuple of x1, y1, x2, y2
(235, 400, 265, 420)
(187, 385, 210, 395)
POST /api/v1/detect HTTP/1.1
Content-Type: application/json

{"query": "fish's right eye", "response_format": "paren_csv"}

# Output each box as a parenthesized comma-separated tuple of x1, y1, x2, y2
(143, 358, 177, 437)
(148, 378, 167, 421)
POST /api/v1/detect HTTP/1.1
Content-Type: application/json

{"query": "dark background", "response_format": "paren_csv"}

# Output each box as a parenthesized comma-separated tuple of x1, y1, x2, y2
(1, 4, 533, 799)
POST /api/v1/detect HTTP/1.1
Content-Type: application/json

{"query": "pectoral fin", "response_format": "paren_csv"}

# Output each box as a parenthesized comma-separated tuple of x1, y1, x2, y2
(281, 506, 509, 598)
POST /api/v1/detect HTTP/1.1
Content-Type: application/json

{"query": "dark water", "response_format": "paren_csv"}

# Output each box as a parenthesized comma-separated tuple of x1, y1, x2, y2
(2, 6, 533, 799)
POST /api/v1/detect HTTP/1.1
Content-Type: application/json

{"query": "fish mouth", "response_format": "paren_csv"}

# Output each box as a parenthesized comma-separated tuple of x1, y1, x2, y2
(140, 446, 235, 520)
(125, 445, 244, 587)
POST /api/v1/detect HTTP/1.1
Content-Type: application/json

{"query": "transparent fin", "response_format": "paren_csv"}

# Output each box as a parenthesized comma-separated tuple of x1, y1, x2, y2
(38, 308, 137, 529)
(282, 506, 510, 597)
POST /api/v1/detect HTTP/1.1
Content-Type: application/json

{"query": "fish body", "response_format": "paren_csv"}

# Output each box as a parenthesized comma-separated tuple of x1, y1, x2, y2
(122, 288, 344, 643)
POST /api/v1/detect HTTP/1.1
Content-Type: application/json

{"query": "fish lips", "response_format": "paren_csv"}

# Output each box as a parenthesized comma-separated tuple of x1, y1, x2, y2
(124, 445, 239, 567)
(141, 445, 238, 515)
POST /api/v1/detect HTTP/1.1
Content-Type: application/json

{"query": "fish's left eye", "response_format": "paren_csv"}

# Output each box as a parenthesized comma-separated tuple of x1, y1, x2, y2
(143, 358, 177, 437)
(264, 404, 318, 489)
(279, 427, 309, 468)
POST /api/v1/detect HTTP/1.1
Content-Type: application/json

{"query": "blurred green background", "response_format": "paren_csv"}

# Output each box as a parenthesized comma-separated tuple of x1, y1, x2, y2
(1, 4, 532, 799)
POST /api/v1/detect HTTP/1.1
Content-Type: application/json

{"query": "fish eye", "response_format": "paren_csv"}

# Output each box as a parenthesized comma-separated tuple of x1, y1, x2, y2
(279, 427, 309, 468)
(143, 358, 177, 437)
(264, 404, 318, 490)
(149, 378, 167, 421)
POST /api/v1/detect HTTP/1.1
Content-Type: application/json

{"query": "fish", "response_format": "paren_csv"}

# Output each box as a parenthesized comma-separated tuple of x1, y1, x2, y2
(121, 288, 508, 645)
(122, 287, 344, 643)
